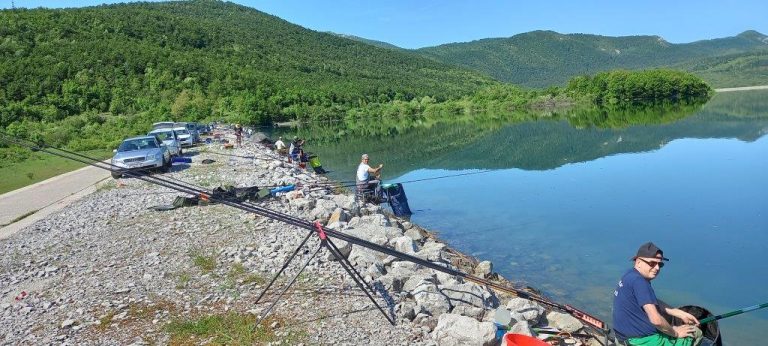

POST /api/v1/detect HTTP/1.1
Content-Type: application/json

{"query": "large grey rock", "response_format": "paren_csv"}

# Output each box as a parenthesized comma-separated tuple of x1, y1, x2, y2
(545, 311, 583, 333)
(395, 301, 417, 321)
(441, 283, 496, 319)
(506, 298, 545, 324)
(413, 281, 452, 316)
(403, 274, 437, 293)
(344, 224, 390, 243)
(288, 198, 315, 211)
(417, 241, 447, 262)
(474, 261, 493, 278)
(309, 199, 339, 222)
(390, 260, 421, 272)
(348, 214, 390, 228)
(331, 195, 356, 210)
(326, 239, 352, 261)
(326, 208, 350, 225)
(431, 313, 496, 346)
(378, 265, 415, 293)
(404, 228, 424, 242)
(390, 236, 417, 254)
(435, 271, 461, 286)
(508, 320, 532, 336)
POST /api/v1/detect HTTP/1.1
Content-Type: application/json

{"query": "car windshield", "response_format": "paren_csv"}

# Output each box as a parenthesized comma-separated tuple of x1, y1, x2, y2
(151, 131, 173, 141)
(118, 138, 158, 152)
(174, 129, 189, 136)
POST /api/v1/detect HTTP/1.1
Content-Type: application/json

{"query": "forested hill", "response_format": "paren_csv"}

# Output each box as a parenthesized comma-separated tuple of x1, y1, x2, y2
(0, 0, 495, 128)
(331, 33, 403, 51)
(415, 30, 768, 88)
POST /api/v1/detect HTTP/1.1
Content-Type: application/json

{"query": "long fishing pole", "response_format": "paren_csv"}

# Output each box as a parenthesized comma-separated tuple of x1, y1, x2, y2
(699, 302, 768, 324)
(0, 132, 608, 333)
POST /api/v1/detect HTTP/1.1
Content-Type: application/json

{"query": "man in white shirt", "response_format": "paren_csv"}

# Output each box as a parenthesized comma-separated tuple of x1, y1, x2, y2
(274, 136, 287, 154)
(356, 153, 383, 199)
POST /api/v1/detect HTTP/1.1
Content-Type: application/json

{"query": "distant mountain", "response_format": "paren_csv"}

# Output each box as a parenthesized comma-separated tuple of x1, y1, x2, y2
(330, 33, 403, 50)
(415, 30, 768, 88)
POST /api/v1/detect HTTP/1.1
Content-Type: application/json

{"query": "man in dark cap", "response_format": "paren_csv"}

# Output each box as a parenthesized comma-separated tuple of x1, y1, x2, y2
(612, 242, 702, 345)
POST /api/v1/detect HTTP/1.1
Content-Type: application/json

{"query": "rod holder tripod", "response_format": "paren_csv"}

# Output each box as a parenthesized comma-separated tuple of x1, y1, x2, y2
(253, 222, 395, 327)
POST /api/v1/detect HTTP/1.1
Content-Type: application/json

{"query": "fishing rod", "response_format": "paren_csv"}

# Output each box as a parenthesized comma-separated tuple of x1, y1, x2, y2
(699, 302, 768, 324)
(303, 169, 497, 194)
(0, 132, 609, 334)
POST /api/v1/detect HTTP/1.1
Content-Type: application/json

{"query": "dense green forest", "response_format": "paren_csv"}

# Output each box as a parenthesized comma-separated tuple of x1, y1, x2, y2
(0, 1, 494, 124)
(415, 30, 768, 88)
(0, 0, 711, 167)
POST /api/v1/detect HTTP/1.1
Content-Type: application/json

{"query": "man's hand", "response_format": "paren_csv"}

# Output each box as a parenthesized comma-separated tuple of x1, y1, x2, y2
(668, 308, 700, 325)
(672, 324, 698, 338)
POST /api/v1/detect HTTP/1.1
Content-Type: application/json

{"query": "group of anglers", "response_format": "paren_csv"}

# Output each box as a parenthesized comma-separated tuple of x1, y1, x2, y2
(263, 134, 752, 346)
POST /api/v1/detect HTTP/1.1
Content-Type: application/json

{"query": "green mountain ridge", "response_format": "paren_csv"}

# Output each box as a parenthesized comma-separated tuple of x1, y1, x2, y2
(414, 30, 768, 88)
(0, 0, 495, 129)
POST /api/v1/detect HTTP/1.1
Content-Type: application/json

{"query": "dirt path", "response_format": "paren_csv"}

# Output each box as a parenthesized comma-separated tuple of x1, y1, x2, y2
(0, 165, 109, 240)
(715, 85, 768, 92)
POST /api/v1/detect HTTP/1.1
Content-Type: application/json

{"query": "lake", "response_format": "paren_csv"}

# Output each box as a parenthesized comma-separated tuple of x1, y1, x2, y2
(274, 90, 768, 345)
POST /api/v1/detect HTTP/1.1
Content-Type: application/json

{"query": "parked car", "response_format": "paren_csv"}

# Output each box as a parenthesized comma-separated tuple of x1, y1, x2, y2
(173, 127, 194, 147)
(110, 136, 171, 179)
(151, 121, 176, 130)
(148, 128, 182, 156)
(197, 123, 211, 135)
(175, 122, 200, 143)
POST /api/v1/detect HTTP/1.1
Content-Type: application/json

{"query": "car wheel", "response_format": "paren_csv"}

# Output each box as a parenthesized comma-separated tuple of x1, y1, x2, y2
(162, 158, 171, 173)
(111, 171, 122, 179)
(178, 148, 183, 156)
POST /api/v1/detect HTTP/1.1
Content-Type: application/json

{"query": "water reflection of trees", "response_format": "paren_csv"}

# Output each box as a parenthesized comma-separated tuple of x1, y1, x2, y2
(279, 93, 768, 178)
(563, 102, 705, 129)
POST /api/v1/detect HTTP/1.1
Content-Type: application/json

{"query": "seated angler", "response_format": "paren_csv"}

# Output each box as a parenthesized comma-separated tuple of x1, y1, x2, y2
(274, 136, 287, 155)
(356, 153, 383, 199)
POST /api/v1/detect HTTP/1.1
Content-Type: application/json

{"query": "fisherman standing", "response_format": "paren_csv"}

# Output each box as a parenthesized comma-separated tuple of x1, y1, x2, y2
(356, 153, 383, 199)
(234, 124, 243, 148)
(612, 242, 702, 346)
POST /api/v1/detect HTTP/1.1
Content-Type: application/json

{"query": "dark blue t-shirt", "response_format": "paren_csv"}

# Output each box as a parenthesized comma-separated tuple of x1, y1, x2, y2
(612, 268, 658, 340)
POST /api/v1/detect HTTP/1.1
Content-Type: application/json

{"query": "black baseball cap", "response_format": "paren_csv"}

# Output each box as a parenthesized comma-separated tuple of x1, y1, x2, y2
(632, 242, 669, 261)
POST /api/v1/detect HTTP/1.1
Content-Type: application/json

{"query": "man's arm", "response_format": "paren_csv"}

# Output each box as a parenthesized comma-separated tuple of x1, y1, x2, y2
(642, 304, 697, 338)
(659, 302, 700, 326)
(367, 164, 383, 174)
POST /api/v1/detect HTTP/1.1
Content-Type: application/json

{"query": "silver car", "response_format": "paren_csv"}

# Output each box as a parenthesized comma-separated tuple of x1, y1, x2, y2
(110, 136, 171, 179)
(173, 127, 194, 147)
(148, 128, 182, 156)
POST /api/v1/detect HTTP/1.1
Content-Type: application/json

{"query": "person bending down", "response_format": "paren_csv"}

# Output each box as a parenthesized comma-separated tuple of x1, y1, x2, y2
(613, 242, 702, 346)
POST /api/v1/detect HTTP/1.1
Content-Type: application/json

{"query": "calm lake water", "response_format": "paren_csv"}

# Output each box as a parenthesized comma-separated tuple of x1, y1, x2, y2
(275, 90, 768, 345)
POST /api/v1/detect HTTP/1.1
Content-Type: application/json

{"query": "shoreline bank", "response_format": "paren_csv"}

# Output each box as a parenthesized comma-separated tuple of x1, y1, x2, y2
(0, 131, 605, 345)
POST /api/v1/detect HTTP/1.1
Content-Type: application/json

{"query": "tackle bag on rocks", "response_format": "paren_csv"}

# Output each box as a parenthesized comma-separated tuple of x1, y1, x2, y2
(382, 183, 412, 217)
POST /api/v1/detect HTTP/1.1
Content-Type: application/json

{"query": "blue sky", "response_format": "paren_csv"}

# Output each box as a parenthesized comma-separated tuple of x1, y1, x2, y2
(4, 0, 767, 49)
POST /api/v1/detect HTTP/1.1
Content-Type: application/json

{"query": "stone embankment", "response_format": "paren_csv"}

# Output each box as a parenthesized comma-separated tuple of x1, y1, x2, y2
(0, 133, 605, 345)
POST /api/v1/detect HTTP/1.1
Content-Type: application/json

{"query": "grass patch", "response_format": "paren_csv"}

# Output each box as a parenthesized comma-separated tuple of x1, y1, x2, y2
(166, 313, 305, 346)
(228, 263, 246, 278)
(0, 209, 38, 227)
(227, 263, 266, 286)
(177, 272, 191, 289)
(0, 148, 112, 194)
(96, 180, 118, 192)
(242, 274, 266, 285)
(192, 252, 217, 273)
(97, 311, 117, 331)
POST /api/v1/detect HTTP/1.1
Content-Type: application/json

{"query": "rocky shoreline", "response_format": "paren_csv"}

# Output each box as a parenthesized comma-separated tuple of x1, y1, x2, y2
(0, 133, 606, 345)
